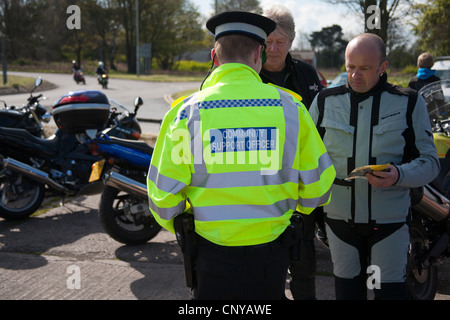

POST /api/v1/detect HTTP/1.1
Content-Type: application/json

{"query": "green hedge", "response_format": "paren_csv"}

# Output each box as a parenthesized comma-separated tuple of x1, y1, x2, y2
(173, 60, 211, 72)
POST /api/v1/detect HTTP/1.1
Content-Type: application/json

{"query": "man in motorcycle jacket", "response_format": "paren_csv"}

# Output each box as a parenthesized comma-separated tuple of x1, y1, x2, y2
(309, 33, 440, 299)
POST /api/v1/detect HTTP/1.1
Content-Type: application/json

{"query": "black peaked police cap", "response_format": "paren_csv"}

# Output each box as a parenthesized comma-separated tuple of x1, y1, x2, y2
(206, 11, 276, 45)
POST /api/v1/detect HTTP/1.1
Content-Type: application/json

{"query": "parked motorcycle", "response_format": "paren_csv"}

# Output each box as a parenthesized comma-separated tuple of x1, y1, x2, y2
(98, 73, 108, 89)
(95, 103, 162, 244)
(407, 79, 450, 300)
(99, 142, 161, 245)
(104, 97, 142, 140)
(0, 90, 143, 220)
(70, 93, 161, 244)
(0, 77, 51, 137)
(73, 69, 86, 85)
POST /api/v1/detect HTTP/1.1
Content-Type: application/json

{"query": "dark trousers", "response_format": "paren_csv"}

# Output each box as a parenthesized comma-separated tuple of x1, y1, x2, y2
(289, 210, 318, 300)
(193, 235, 290, 300)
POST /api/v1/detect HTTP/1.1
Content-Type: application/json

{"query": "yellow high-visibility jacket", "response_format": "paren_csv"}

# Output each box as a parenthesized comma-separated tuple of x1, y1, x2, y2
(147, 63, 335, 246)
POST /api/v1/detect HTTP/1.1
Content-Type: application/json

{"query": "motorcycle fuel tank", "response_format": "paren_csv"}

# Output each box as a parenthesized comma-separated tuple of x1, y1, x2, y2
(0, 109, 23, 127)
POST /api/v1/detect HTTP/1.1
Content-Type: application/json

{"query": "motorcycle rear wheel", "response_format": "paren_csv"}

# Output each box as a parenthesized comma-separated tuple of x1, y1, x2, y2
(407, 220, 439, 300)
(0, 173, 46, 220)
(99, 186, 162, 245)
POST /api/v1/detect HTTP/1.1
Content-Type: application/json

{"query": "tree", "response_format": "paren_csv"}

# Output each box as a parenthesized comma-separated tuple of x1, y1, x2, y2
(113, 0, 136, 73)
(388, 43, 419, 68)
(36, 0, 73, 62)
(323, 0, 404, 43)
(139, 0, 203, 70)
(412, 0, 450, 57)
(310, 25, 347, 68)
(0, 0, 206, 72)
(81, 0, 121, 70)
(0, 0, 45, 60)
(110, 0, 204, 72)
(214, 0, 262, 14)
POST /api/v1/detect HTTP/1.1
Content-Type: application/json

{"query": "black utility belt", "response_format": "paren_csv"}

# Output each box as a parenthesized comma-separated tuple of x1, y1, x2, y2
(196, 234, 283, 256)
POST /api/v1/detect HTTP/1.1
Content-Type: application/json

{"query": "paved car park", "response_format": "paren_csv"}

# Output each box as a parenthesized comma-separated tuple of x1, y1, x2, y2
(0, 192, 449, 300)
(0, 192, 336, 300)
(0, 73, 449, 301)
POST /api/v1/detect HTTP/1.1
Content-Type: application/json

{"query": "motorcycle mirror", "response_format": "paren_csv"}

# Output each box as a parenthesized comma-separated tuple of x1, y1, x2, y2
(35, 77, 42, 88)
(31, 77, 42, 94)
(134, 97, 143, 113)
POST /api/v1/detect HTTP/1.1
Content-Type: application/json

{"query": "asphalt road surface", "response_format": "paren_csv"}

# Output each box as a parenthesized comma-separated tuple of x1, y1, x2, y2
(2, 71, 201, 135)
(0, 72, 449, 302)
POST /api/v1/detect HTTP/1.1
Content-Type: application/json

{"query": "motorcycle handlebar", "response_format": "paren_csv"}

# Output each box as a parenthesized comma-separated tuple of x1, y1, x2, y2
(28, 93, 44, 103)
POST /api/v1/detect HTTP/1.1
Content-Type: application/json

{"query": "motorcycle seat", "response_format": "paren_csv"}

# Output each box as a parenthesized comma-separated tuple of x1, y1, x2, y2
(0, 126, 59, 151)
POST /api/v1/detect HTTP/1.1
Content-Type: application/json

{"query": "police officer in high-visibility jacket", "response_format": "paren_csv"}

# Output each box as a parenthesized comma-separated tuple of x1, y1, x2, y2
(147, 11, 336, 300)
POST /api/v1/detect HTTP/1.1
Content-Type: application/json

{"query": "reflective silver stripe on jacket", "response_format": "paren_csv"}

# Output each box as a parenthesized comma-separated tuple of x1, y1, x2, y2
(300, 152, 333, 185)
(148, 164, 187, 194)
(148, 197, 186, 220)
(149, 151, 332, 190)
(192, 188, 332, 222)
(194, 197, 299, 221)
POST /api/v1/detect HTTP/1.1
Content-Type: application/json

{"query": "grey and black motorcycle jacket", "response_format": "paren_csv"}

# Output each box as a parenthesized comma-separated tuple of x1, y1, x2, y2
(309, 74, 440, 224)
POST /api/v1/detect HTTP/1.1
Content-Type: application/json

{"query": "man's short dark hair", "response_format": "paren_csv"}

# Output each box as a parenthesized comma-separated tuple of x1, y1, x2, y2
(215, 34, 261, 64)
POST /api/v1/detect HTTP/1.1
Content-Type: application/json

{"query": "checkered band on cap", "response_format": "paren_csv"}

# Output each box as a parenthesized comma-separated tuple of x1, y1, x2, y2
(215, 22, 268, 42)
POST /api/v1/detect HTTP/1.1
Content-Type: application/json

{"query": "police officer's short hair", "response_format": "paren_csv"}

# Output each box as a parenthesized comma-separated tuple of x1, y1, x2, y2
(215, 34, 261, 64)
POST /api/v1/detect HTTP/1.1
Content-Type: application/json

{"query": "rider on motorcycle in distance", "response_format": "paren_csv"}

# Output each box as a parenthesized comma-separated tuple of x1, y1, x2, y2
(96, 61, 108, 81)
(72, 60, 80, 80)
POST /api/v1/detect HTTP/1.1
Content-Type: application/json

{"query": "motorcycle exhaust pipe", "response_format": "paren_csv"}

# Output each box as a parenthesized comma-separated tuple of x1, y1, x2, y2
(103, 170, 148, 200)
(413, 184, 450, 222)
(1, 157, 71, 194)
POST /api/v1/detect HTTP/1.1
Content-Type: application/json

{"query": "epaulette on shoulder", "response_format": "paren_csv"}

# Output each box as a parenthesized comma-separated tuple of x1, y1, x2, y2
(385, 83, 418, 98)
(267, 83, 303, 102)
(318, 85, 349, 99)
(170, 95, 189, 109)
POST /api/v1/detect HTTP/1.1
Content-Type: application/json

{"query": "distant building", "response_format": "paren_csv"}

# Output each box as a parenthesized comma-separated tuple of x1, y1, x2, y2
(178, 49, 211, 62)
(290, 50, 317, 67)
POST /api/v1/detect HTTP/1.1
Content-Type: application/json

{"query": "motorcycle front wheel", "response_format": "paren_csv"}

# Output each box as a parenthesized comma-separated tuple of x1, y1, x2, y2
(99, 186, 162, 245)
(406, 220, 439, 300)
(0, 173, 46, 220)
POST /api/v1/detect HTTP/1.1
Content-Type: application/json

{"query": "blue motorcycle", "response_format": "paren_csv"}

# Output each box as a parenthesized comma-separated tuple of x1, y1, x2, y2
(94, 134, 161, 245)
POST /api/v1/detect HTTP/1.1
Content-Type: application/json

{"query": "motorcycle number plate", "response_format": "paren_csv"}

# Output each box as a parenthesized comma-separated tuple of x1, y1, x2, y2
(89, 159, 105, 182)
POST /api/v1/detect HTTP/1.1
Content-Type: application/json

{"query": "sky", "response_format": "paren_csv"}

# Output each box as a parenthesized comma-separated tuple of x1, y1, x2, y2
(191, 0, 366, 48)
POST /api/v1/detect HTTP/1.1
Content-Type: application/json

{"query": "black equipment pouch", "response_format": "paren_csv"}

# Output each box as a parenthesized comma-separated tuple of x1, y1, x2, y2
(174, 212, 197, 288)
(287, 213, 304, 261)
